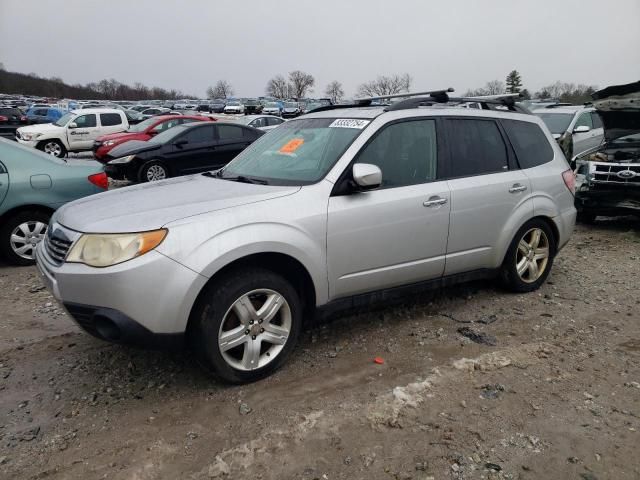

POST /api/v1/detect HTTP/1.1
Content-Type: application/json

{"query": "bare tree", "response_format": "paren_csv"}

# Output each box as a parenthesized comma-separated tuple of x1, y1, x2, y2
(324, 80, 344, 103)
(208, 80, 234, 99)
(288, 70, 315, 99)
(484, 80, 505, 95)
(266, 75, 290, 99)
(535, 81, 596, 103)
(357, 73, 412, 97)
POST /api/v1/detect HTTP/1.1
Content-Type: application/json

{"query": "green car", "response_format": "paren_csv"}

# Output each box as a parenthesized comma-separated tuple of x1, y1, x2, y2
(0, 138, 107, 265)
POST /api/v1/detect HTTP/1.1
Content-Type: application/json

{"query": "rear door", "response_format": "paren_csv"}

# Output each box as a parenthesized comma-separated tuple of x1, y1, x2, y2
(214, 124, 254, 165)
(99, 112, 127, 136)
(67, 113, 99, 150)
(166, 124, 216, 174)
(443, 117, 533, 275)
(0, 160, 8, 207)
(265, 116, 285, 130)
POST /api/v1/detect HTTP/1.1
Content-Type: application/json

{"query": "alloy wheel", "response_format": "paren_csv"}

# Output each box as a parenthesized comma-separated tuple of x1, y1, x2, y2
(43, 142, 62, 157)
(10, 221, 47, 260)
(218, 288, 292, 371)
(146, 165, 167, 181)
(515, 228, 550, 283)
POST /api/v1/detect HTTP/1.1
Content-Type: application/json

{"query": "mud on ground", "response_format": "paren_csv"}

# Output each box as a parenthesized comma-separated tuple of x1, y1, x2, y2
(0, 219, 639, 480)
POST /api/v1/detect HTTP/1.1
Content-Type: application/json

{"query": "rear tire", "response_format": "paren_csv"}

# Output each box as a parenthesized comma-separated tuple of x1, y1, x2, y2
(500, 219, 556, 293)
(138, 160, 169, 183)
(189, 267, 302, 384)
(37, 139, 66, 158)
(0, 210, 50, 266)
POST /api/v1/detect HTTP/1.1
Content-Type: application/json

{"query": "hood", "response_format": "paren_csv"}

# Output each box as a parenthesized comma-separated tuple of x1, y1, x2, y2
(17, 123, 64, 135)
(55, 174, 301, 233)
(592, 80, 640, 142)
(107, 139, 160, 158)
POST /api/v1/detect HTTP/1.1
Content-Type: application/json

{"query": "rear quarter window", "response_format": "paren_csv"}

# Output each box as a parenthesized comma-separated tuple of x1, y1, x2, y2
(100, 113, 123, 127)
(502, 119, 554, 169)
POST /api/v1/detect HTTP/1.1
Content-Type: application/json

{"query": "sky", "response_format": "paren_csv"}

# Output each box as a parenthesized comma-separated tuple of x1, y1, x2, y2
(1, 0, 639, 98)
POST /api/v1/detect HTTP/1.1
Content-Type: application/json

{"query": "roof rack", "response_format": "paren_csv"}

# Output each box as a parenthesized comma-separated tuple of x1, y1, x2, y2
(544, 103, 573, 108)
(308, 88, 455, 113)
(385, 92, 529, 113)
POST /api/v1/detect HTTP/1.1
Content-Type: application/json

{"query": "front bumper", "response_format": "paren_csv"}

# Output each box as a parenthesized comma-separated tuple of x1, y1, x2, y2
(575, 187, 640, 215)
(16, 138, 38, 148)
(35, 236, 208, 347)
(104, 163, 128, 179)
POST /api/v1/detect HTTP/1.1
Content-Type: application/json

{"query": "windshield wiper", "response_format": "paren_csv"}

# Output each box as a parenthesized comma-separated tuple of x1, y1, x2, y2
(202, 170, 268, 184)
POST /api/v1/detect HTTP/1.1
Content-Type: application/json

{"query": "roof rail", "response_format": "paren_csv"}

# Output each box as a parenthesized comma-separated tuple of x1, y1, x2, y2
(308, 88, 454, 113)
(385, 92, 529, 113)
(544, 103, 573, 108)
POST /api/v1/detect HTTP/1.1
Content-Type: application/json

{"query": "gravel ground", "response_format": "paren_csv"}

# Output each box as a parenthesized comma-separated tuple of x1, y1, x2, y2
(0, 218, 639, 480)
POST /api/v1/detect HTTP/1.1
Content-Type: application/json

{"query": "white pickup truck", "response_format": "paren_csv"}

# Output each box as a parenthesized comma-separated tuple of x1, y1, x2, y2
(16, 108, 128, 158)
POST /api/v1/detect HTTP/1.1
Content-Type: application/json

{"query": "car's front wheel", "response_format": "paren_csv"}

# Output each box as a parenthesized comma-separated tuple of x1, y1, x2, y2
(0, 210, 50, 266)
(138, 160, 169, 183)
(37, 139, 66, 158)
(500, 219, 556, 293)
(190, 268, 302, 383)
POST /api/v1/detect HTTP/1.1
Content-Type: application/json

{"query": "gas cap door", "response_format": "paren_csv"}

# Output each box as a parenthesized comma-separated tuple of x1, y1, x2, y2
(30, 174, 52, 189)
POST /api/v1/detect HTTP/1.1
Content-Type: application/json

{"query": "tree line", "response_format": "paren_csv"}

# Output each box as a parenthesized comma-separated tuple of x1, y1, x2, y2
(0, 65, 193, 100)
(1, 62, 598, 105)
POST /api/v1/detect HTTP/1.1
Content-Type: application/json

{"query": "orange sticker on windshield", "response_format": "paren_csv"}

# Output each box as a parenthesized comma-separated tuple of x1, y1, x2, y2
(279, 138, 304, 154)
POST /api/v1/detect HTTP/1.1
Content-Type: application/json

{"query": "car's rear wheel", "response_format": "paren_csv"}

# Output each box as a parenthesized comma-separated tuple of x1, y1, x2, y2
(190, 268, 302, 384)
(0, 211, 50, 266)
(500, 219, 556, 293)
(37, 139, 66, 158)
(138, 160, 168, 183)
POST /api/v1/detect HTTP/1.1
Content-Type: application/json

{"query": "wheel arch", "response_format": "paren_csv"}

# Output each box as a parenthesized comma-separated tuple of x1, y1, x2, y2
(499, 215, 560, 268)
(186, 251, 318, 334)
(0, 204, 55, 224)
(36, 137, 69, 151)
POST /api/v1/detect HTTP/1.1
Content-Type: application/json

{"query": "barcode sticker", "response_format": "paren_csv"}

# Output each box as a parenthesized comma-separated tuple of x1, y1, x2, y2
(329, 119, 370, 129)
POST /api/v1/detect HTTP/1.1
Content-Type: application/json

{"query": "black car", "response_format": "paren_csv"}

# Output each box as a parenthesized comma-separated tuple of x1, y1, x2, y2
(0, 107, 28, 126)
(210, 99, 226, 113)
(104, 122, 264, 183)
(244, 99, 263, 115)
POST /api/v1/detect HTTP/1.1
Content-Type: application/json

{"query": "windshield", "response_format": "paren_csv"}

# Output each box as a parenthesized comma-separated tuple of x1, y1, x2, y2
(54, 112, 74, 126)
(265, 102, 279, 108)
(149, 125, 187, 143)
(285, 102, 298, 108)
(535, 112, 574, 134)
(221, 117, 367, 185)
(227, 102, 240, 106)
(128, 116, 162, 132)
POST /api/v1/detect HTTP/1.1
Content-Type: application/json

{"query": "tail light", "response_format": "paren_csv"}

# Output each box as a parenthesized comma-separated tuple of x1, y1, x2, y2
(88, 172, 109, 189)
(562, 169, 575, 195)
(0, 116, 8, 122)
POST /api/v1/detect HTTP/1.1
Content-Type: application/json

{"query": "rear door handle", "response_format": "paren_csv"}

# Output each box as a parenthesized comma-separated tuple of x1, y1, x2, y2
(423, 196, 448, 207)
(509, 183, 527, 193)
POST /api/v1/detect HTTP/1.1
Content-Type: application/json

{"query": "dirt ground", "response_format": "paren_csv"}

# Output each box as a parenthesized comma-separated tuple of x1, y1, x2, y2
(0, 218, 639, 480)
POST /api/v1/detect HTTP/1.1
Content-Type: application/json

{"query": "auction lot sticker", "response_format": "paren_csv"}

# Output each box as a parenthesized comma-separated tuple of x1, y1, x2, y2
(279, 138, 305, 154)
(329, 119, 370, 129)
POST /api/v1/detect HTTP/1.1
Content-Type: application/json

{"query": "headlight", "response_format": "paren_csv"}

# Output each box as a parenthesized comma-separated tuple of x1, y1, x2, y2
(103, 140, 118, 147)
(20, 132, 41, 141)
(108, 154, 135, 164)
(66, 229, 167, 267)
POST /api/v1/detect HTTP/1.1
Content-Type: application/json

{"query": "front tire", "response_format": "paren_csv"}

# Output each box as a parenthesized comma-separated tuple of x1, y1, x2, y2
(37, 139, 66, 158)
(190, 268, 302, 384)
(138, 160, 169, 183)
(0, 210, 50, 266)
(500, 219, 556, 293)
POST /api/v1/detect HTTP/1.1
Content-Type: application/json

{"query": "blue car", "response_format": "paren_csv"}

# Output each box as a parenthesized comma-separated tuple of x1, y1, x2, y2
(26, 107, 65, 125)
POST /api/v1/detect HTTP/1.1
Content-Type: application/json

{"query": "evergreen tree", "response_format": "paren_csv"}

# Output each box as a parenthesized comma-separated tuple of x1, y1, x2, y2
(505, 70, 523, 93)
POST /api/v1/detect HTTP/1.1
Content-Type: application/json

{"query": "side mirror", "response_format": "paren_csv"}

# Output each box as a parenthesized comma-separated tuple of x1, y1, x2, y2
(68, 122, 78, 129)
(148, 130, 158, 136)
(174, 138, 188, 147)
(574, 125, 590, 133)
(352, 163, 382, 190)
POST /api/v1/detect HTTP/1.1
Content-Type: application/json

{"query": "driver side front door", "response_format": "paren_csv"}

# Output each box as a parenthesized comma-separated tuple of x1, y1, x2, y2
(67, 114, 99, 151)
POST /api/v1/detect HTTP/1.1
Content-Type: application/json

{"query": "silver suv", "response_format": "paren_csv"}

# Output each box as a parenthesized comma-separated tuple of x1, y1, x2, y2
(36, 93, 577, 383)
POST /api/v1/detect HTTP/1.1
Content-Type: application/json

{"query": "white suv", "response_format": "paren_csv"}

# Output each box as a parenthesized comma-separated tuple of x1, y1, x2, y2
(36, 92, 577, 383)
(17, 108, 128, 157)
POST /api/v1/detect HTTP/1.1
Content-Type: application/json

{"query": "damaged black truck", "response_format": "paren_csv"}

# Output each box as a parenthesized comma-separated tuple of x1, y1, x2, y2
(573, 80, 640, 222)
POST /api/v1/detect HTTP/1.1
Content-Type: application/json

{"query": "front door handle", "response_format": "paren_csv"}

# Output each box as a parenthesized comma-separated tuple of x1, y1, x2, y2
(509, 183, 527, 193)
(423, 196, 447, 207)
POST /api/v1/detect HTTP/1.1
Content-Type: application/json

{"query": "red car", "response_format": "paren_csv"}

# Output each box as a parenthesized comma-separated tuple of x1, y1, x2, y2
(93, 115, 214, 162)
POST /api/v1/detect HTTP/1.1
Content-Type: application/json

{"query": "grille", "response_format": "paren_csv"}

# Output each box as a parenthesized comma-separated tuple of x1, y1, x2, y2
(44, 233, 72, 264)
(591, 163, 640, 187)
